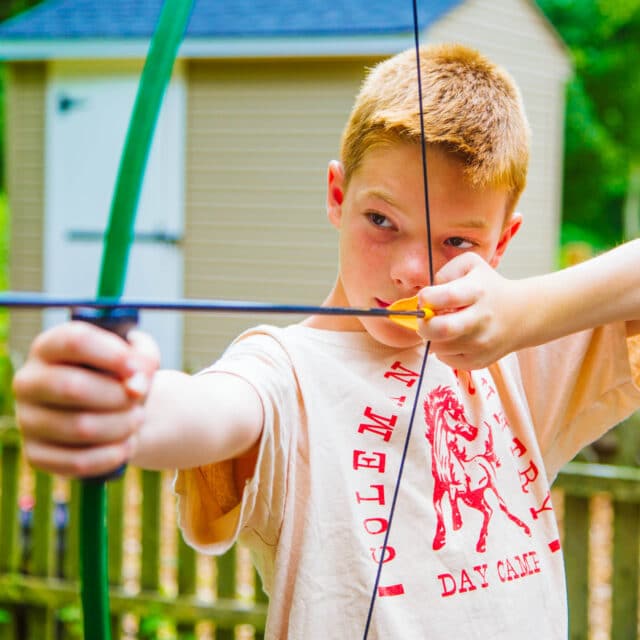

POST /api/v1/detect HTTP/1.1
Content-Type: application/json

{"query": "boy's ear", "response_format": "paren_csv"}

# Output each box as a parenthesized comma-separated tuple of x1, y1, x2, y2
(327, 160, 345, 229)
(489, 211, 522, 268)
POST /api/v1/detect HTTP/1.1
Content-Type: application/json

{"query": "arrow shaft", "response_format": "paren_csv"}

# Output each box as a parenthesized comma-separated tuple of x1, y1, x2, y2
(0, 292, 425, 319)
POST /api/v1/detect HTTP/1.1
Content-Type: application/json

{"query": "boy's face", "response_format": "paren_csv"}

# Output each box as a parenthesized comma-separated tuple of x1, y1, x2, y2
(323, 141, 521, 348)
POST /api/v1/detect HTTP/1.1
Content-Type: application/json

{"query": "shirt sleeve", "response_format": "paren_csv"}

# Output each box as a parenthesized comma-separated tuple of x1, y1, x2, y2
(516, 324, 640, 478)
(174, 327, 301, 559)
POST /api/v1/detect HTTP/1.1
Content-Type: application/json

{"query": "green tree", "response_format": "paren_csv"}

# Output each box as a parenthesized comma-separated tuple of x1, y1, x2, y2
(537, 1, 640, 465)
(537, 0, 640, 247)
(0, 0, 43, 23)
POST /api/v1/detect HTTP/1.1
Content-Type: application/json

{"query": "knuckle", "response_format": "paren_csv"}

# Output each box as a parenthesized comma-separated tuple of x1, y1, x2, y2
(29, 330, 50, 357)
(71, 447, 126, 478)
(11, 365, 33, 399)
(68, 456, 92, 477)
(73, 413, 98, 443)
(15, 403, 46, 439)
(71, 452, 103, 478)
(436, 321, 454, 341)
(56, 372, 87, 403)
(63, 323, 93, 356)
(448, 290, 466, 309)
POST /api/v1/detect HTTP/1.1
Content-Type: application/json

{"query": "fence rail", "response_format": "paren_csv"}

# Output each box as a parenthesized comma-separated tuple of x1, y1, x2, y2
(1, 417, 640, 639)
(0, 418, 267, 639)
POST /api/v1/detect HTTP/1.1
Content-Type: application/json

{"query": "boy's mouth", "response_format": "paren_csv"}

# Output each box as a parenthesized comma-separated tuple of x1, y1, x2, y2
(375, 298, 390, 309)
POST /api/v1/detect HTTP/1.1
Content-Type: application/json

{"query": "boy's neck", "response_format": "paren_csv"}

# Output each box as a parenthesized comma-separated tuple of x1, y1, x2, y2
(301, 279, 364, 332)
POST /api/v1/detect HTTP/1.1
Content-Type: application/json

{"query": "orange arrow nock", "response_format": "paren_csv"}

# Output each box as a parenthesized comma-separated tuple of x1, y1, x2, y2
(387, 295, 434, 331)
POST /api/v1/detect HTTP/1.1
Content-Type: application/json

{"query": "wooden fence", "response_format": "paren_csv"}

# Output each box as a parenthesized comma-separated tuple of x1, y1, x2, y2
(1, 415, 640, 639)
(0, 418, 267, 639)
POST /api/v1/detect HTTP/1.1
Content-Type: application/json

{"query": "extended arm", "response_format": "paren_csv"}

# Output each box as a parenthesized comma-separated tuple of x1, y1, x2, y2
(13, 321, 263, 477)
(521, 238, 640, 341)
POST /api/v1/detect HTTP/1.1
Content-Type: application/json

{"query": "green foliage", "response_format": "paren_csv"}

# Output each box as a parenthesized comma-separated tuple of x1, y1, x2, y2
(57, 604, 83, 639)
(0, 0, 46, 24)
(537, 0, 640, 247)
(0, 193, 12, 414)
(139, 609, 175, 639)
(0, 63, 4, 191)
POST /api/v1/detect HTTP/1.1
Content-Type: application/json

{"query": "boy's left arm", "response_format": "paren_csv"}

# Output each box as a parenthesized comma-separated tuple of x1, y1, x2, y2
(418, 238, 640, 370)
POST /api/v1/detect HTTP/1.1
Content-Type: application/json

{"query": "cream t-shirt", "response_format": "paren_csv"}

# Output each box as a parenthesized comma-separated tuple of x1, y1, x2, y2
(175, 324, 640, 639)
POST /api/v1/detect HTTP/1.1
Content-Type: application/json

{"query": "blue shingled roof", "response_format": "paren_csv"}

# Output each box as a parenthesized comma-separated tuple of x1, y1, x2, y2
(0, 0, 464, 39)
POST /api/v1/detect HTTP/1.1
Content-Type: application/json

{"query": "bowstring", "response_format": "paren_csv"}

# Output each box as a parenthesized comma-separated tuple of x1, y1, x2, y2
(361, 0, 434, 636)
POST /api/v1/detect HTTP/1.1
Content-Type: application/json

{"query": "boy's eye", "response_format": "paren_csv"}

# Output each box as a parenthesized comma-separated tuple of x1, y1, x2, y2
(445, 237, 474, 249)
(367, 212, 394, 229)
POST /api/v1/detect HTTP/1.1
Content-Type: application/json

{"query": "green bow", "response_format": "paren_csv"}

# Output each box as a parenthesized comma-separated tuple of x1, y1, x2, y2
(79, 1, 194, 637)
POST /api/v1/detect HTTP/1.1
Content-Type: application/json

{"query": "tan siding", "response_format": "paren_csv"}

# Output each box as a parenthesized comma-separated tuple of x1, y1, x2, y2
(427, 0, 571, 278)
(6, 63, 46, 356)
(183, 59, 377, 369)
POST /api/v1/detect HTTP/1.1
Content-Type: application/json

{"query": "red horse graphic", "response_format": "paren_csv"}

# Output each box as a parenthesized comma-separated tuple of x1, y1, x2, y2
(424, 385, 531, 553)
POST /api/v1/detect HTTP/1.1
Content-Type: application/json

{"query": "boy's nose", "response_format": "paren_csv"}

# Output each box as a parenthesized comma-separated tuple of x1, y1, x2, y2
(391, 245, 432, 291)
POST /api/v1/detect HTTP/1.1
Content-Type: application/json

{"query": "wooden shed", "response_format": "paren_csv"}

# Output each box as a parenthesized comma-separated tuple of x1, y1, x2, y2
(0, 0, 571, 371)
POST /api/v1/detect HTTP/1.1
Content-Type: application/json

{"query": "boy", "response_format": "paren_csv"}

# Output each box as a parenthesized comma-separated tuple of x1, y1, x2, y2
(13, 44, 640, 638)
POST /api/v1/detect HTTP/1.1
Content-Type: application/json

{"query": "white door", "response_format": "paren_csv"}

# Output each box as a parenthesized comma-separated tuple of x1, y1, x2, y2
(44, 62, 185, 369)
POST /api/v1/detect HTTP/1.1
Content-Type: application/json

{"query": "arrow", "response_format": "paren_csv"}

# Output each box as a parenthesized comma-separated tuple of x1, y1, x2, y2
(0, 291, 433, 327)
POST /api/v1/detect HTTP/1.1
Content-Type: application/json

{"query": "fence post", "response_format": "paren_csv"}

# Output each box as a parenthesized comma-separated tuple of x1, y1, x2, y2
(563, 494, 590, 640)
(140, 469, 162, 639)
(216, 546, 236, 640)
(30, 470, 55, 639)
(59, 480, 81, 640)
(254, 569, 268, 640)
(177, 534, 197, 639)
(0, 422, 21, 640)
(107, 475, 126, 640)
(611, 500, 640, 639)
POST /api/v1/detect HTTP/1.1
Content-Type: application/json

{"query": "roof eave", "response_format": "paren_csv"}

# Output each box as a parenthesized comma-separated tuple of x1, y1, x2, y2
(0, 33, 418, 61)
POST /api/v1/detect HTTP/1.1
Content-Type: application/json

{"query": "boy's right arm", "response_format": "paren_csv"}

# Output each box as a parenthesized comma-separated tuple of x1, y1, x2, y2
(13, 321, 264, 478)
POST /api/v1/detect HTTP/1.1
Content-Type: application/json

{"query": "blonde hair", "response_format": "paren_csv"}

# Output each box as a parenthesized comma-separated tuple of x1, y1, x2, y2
(341, 44, 531, 211)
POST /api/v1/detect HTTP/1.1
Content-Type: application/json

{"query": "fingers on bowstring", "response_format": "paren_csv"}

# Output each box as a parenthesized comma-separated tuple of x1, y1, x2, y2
(418, 304, 480, 347)
(434, 252, 485, 284)
(420, 254, 486, 314)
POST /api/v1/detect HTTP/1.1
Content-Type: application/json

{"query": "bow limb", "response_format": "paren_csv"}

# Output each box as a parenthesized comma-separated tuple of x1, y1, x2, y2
(78, 1, 194, 638)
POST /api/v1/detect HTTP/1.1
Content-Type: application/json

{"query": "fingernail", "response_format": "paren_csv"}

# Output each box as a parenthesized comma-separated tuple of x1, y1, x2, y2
(126, 371, 149, 396)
